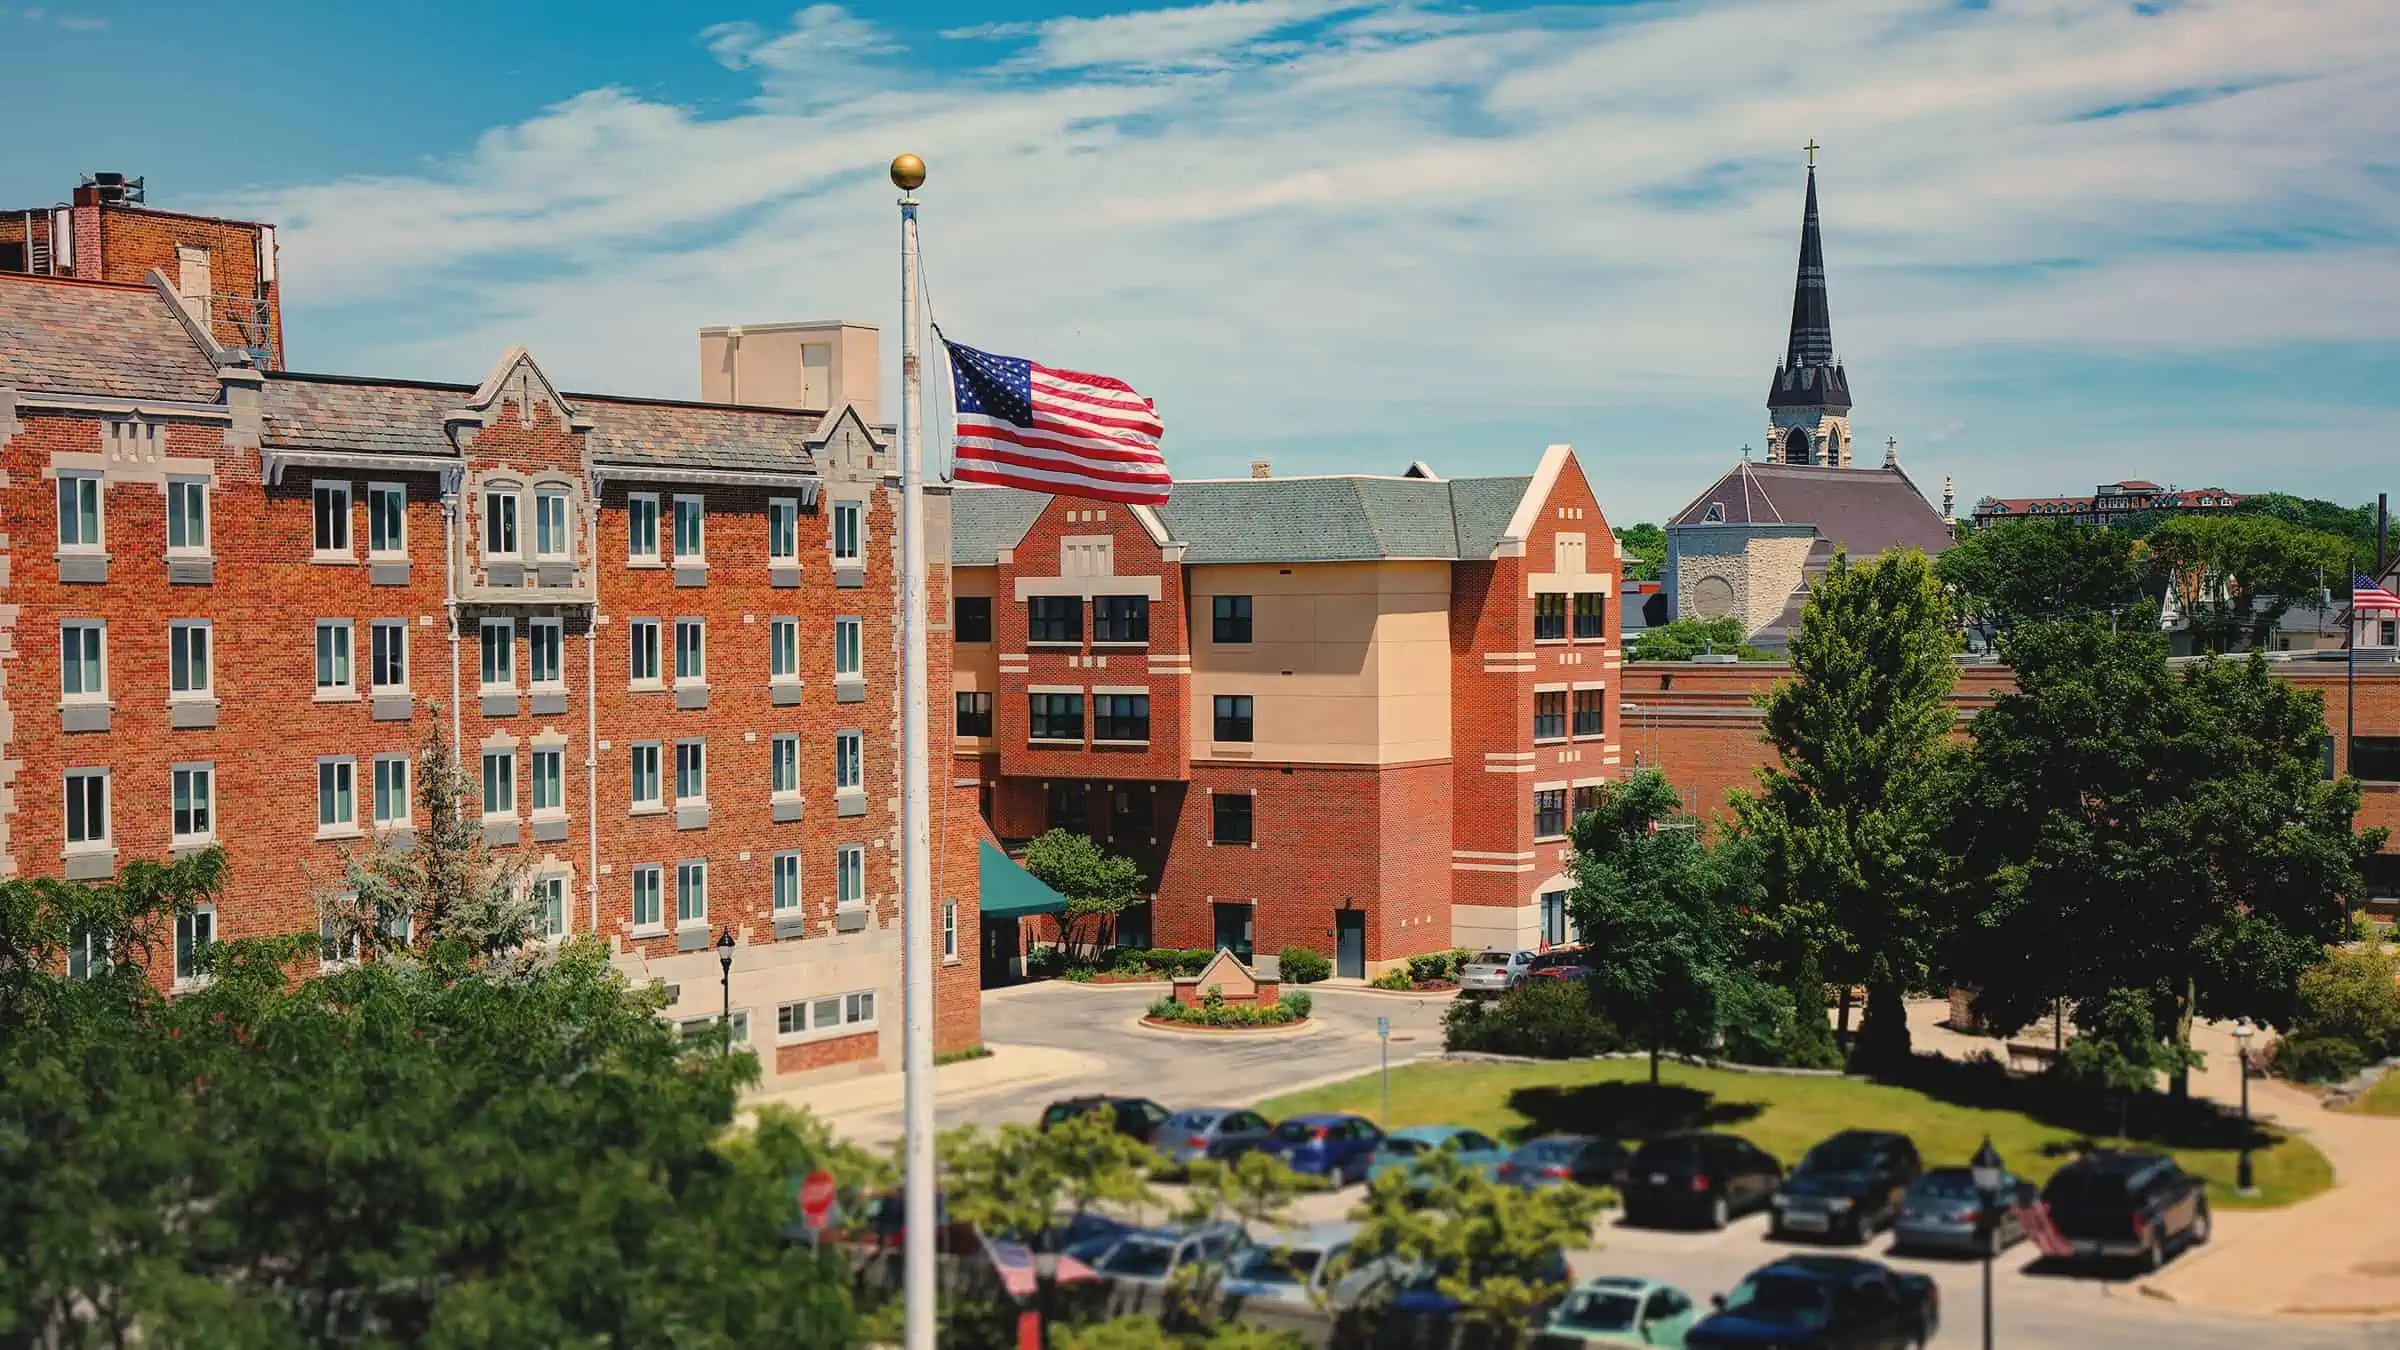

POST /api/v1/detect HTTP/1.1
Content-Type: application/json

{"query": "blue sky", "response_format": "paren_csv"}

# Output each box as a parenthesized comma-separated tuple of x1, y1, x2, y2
(4, 0, 2396, 524)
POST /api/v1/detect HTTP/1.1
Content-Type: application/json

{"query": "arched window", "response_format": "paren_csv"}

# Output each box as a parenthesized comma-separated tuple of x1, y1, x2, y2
(1783, 427, 1811, 464)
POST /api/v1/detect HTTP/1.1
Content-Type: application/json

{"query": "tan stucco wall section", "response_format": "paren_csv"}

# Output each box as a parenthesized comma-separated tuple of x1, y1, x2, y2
(698, 321, 882, 422)
(1743, 535, 1816, 635)
(952, 565, 999, 697)
(1190, 561, 1453, 765)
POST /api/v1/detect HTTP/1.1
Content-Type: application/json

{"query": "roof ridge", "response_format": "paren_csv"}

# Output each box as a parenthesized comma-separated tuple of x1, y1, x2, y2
(0, 271, 160, 294)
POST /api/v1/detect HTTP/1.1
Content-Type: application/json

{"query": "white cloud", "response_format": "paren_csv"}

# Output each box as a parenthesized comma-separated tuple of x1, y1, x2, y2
(211, 0, 2400, 520)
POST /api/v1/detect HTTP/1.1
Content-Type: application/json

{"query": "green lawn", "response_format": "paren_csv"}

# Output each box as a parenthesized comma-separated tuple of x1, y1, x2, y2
(1257, 1058, 2331, 1210)
(2341, 1070, 2400, 1118)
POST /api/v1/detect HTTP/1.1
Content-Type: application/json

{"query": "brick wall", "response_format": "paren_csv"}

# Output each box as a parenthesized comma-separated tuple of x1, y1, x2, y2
(0, 199, 285, 367)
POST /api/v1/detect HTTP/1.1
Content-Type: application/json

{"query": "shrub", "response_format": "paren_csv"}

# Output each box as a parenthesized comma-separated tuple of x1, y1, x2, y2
(1100, 947, 1217, 978)
(2276, 1033, 2368, 1085)
(1370, 968, 1416, 992)
(1717, 975, 1799, 1067)
(1278, 946, 1331, 984)
(1406, 947, 1473, 984)
(1443, 979, 1619, 1058)
(1145, 986, 1310, 1028)
(1026, 944, 1066, 978)
(2290, 943, 2400, 1060)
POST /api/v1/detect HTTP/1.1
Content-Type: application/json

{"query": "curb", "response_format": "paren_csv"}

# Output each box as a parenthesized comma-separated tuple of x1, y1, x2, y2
(1315, 983, 1461, 1001)
(1132, 1013, 1322, 1039)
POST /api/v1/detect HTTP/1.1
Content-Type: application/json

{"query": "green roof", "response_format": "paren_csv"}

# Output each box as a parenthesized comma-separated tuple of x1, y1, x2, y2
(978, 839, 1070, 919)
(951, 474, 1535, 567)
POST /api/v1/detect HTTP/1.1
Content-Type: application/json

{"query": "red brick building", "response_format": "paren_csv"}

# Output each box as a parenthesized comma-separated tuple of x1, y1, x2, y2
(0, 264, 979, 1086)
(951, 447, 1623, 977)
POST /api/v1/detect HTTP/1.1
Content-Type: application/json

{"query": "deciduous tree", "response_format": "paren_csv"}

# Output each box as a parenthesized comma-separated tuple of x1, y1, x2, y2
(1342, 1152, 1600, 1350)
(1932, 518, 2149, 648)
(1022, 828, 1146, 955)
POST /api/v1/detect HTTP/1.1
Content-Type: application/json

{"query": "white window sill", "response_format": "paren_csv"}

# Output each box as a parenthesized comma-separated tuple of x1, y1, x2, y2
(166, 549, 214, 563)
(674, 798, 711, 811)
(670, 558, 707, 570)
(172, 975, 215, 994)
(373, 821, 414, 836)
(627, 558, 666, 569)
(944, 955, 963, 967)
(630, 923, 668, 938)
(769, 557, 802, 569)
(1534, 637, 1570, 646)
(171, 834, 216, 850)
(169, 693, 217, 705)
(1091, 641, 1150, 650)
(831, 554, 862, 570)
(630, 802, 666, 817)
(531, 810, 569, 823)
(1533, 834, 1569, 845)
(480, 815, 517, 827)
(534, 554, 572, 565)
(369, 686, 409, 698)
(313, 689, 361, 704)
(368, 550, 407, 563)
(630, 680, 666, 693)
(1094, 739, 1151, 749)
(1027, 640, 1080, 649)
(1029, 737, 1085, 748)
(64, 841, 114, 857)
(479, 686, 516, 697)
(835, 786, 867, 801)
(316, 825, 364, 842)
(1534, 736, 1569, 746)
(528, 683, 567, 696)
(486, 555, 523, 566)
(770, 677, 805, 690)
(309, 553, 358, 566)
(59, 697, 112, 711)
(674, 680, 708, 690)
(773, 793, 804, 806)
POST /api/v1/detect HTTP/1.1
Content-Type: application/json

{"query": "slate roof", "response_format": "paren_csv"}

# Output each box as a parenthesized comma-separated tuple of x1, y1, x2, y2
(1667, 461, 1954, 557)
(949, 473, 1540, 567)
(263, 375, 465, 456)
(0, 275, 221, 402)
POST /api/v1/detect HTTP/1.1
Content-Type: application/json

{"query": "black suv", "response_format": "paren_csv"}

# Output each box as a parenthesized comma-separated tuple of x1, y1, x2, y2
(1620, 1132, 1784, 1230)
(1686, 1255, 1938, 1350)
(1770, 1130, 1923, 1245)
(1039, 1095, 1172, 1144)
(2041, 1150, 2211, 1270)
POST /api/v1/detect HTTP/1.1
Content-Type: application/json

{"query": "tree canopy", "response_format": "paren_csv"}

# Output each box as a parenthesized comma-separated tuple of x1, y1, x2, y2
(1022, 828, 1147, 951)
(2146, 514, 2350, 654)
(1628, 616, 1773, 662)
(1615, 522, 1665, 583)
(1932, 518, 2150, 649)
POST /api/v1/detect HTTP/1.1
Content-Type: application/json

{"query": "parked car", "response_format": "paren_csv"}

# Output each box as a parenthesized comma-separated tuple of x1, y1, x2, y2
(1891, 1165, 2037, 1257)
(1367, 1124, 1510, 1191)
(1039, 1095, 1172, 1144)
(1769, 1130, 1922, 1245)
(853, 1189, 977, 1255)
(1501, 1134, 1631, 1192)
(1151, 1107, 1275, 1173)
(2040, 1150, 2211, 1271)
(1219, 1222, 1376, 1311)
(1460, 949, 1537, 994)
(1525, 962, 1593, 983)
(1540, 1275, 1701, 1347)
(1386, 1250, 1573, 1317)
(1620, 1132, 1783, 1230)
(1684, 1255, 1938, 1350)
(1258, 1112, 1386, 1185)
(1088, 1220, 1248, 1291)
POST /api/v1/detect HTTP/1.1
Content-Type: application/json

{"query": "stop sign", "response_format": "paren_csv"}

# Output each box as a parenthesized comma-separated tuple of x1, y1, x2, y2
(798, 1170, 838, 1232)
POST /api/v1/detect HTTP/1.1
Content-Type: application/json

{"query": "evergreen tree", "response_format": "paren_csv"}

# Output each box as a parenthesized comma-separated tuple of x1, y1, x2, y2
(1736, 549, 1959, 1073)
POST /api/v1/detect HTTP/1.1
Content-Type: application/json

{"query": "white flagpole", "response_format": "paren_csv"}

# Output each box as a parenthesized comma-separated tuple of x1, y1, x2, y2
(891, 152, 939, 1350)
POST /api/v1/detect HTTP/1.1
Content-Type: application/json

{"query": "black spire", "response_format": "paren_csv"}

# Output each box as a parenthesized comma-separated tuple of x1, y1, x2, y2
(1767, 164, 1852, 411)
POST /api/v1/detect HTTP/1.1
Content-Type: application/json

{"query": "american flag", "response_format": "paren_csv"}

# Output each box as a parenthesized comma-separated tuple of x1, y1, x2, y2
(945, 337, 1170, 505)
(2356, 572, 2400, 611)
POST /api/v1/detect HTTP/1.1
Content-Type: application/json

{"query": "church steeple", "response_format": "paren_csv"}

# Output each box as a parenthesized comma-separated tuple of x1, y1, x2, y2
(1766, 150, 1855, 466)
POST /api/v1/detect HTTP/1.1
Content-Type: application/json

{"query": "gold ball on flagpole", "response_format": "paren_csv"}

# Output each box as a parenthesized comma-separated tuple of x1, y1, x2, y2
(889, 154, 927, 191)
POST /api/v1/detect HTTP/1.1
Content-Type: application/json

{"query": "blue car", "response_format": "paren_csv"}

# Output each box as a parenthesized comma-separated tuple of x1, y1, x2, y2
(1385, 1250, 1573, 1317)
(1366, 1125, 1510, 1191)
(1258, 1113, 1385, 1185)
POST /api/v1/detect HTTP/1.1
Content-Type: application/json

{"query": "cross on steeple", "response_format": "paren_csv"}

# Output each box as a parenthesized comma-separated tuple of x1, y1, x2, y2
(1805, 138, 1819, 168)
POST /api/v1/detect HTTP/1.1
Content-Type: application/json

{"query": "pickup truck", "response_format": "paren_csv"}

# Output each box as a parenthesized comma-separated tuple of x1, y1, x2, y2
(1685, 1256, 1938, 1350)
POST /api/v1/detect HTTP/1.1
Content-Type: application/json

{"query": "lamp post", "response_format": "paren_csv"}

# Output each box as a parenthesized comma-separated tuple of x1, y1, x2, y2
(1970, 1136, 2004, 1350)
(715, 929, 735, 1055)
(2233, 1020, 2258, 1196)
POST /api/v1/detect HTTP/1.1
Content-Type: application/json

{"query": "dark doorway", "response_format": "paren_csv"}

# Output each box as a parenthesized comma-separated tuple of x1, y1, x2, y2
(1211, 903, 1254, 965)
(981, 914, 1021, 988)
(1335, 910, 1366, 980)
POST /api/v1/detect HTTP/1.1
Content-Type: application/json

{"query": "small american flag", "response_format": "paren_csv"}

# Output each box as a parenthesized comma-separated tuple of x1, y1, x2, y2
(945, 337, 1170, 505)
(2355, 572, 2400, 611)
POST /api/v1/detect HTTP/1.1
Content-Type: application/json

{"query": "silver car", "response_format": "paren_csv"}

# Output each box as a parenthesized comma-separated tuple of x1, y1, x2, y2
(1151, 1107, 1274, 1173)
(1891, 1165, 2037, 1255)
(1459, 949, 1535, 994)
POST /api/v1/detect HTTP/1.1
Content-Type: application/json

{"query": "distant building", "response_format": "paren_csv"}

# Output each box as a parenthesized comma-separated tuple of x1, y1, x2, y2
(1663, 162, 1953, 648)
(1969, 480, 2247, 528)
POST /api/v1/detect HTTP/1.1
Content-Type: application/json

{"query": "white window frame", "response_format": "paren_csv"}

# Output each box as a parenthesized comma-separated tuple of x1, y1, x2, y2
(534, 487, 573, 561)
(628, 618, 662, 688)
(531, 745, 567, 818)
(57, 472, 103, 552)
(64, 767, 110, 851)
(480, 618, 515, 691)
(835, 729, 863, 794)
(768, 616, 800, 683)
(366, 482, 407, 558)
(314, 619, 355, 699)
(774, 987, 879, 1045)
(60, 620, 106, 704)
(676, 859, 708, 927)
(535, 873, 569, 941)
(672, 494, 705, 563)
(772, 851, 802, 913)
(169, 620, 212, 700)
(67, 928, 109, 981)
(369, 619, 409, 693)
(312, 481, 352, 559)
(836, 843, 865, 911)
(834, 616, 863, 681)
(674, 738, 707, 804)
(321, 902, 362, 970)
(630, 863, 664, 931)
(627, 493, 661, 563)
(831, 499, 863, 566)
(171, 762, 215, 846)
(943, 900, 958, 960)
(372, 753, 412, 830)
(527, 618, 564, 690)
(166, 476, 210, 556)
(481, 747, 516, 821)
(770, 733, 800, 800)
(174, 905, 216, 987)
(673, 618, 706, 686)
(630, 741, 664, 813)
(316, 756, 358, 838)
(483, 485, 521, 560)
(768, 497, 800, 564)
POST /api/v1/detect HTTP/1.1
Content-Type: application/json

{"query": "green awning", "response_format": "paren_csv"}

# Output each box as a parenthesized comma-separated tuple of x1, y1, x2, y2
(978, 839, 1070, 919)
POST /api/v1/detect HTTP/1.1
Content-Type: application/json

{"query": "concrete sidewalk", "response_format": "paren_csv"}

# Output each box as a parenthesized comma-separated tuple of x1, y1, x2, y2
(744, 1043, 1107, 1147)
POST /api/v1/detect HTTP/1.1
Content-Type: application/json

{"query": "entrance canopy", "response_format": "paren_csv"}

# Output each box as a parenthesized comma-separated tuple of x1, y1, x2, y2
(978, 840, 1070, 918)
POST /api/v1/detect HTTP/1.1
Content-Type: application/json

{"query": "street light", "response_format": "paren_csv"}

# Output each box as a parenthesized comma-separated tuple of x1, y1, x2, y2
(1970, 1136, 2004, 1350)
(716, 929, 736, 1054)
(2233, 1020, 2258, 1196)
